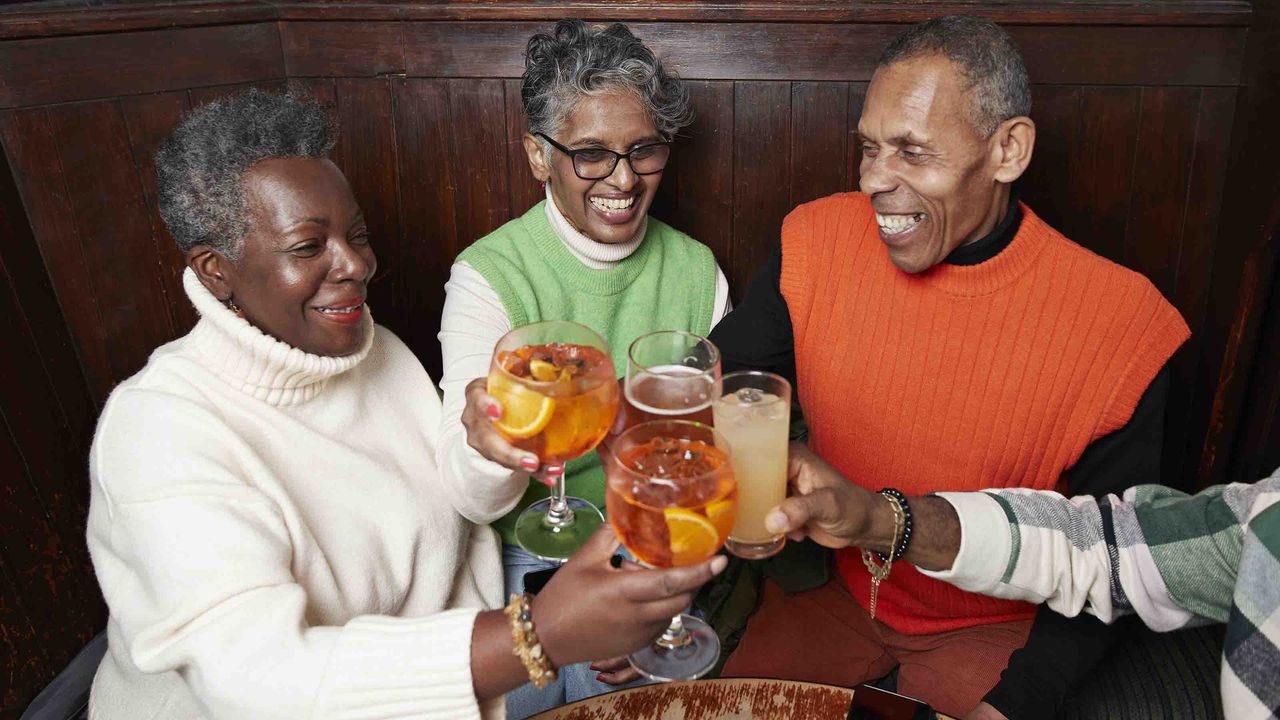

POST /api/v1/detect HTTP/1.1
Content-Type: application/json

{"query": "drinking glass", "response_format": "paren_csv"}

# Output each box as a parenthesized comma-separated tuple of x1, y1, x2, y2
(616, 331, 720, 436)
(488, 320, 619, 561)
(605, 419, 738, 681)
(713, 371, 792, 559)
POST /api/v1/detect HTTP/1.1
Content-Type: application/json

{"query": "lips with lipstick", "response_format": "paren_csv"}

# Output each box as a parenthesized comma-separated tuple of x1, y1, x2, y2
(313, 297, 365, 324)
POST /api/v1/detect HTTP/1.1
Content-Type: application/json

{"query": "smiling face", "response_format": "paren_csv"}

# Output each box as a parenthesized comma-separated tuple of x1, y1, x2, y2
(858, 54, 1013, 273)
(524, 91, 664, 244)
(189, 157, 377, 357)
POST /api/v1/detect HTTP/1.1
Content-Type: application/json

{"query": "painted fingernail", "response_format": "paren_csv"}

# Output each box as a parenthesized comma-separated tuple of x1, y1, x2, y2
(545, 464, 564, 476)
(519, 456, 539, 471)
(485, 403, 501, 420)
(589, 663, 600, 671)
(596, 674, 605, 682)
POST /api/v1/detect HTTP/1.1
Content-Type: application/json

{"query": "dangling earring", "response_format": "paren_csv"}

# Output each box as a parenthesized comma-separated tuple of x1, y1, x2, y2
(227, 298, 244, 318)
(539, 180, 547, 189)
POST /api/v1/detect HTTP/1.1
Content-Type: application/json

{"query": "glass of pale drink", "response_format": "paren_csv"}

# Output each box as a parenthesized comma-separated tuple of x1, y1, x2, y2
(713, 371, 791, 559)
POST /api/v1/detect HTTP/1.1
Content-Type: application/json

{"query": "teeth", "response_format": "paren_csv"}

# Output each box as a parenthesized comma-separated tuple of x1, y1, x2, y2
(317, 305, 360, 314)
(590, 196, 636, 213)
(875, 213, 924, 235)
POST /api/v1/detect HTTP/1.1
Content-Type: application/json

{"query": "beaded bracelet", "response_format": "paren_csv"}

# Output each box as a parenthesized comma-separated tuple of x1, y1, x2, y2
(876, 488, 914, 563)
(504, 593, 558, 688)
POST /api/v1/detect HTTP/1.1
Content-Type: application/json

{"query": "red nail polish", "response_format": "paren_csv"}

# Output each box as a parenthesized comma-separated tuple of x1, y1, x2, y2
(546, 464, 564, 476)
(485, 404, 501, 420)
(520, 457, 539, 471)
(595, 674, 605, 682)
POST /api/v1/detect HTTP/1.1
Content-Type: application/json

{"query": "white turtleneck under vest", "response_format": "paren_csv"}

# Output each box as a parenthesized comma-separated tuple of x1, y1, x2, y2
(86, 269, 503, 720)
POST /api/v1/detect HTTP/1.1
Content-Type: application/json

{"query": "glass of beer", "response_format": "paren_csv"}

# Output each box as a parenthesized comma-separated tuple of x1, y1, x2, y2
(605, 419, 737, 681)
(713, 371, 791, 559)
(616, 331, 719, 435)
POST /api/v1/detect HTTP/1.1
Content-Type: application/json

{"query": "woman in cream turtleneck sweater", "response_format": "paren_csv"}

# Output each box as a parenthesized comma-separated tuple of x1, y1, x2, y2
(86, 89, 725, 720)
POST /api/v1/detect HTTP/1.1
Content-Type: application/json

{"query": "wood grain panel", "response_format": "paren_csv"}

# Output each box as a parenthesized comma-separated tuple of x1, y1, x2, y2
(393, 22, 1243, 85)
(46, 102, 180, 400)
(1124, 88, 1201, 303)
(1165, 88, 1237, 481)
(845, 82, 868, 191)
(732, 81, 790, 302)
(652, 80, 734, 273)
(391, 79, 459, 379)
(280, 20, 403, 78)
(445, 80, 512, 250)
(0, 23, 283, 109)
(0, 107, 108, 404)
(1019, 86, 1140, 265)
(0, 0, 1250, 42)
(120, 91, 199, 336)
(504, 79, 543, 218)
(790, 82, 849, 207)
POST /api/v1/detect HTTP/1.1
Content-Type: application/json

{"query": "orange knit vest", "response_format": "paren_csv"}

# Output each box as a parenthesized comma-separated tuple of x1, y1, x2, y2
(780, 192, 1189, 635)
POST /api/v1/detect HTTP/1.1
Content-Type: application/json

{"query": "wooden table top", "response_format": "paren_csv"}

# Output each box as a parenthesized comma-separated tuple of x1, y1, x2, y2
(529, 678, 957, 720)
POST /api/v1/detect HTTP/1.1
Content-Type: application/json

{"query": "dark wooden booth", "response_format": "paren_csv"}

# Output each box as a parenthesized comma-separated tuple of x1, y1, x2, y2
(1, 0, 1278, 714)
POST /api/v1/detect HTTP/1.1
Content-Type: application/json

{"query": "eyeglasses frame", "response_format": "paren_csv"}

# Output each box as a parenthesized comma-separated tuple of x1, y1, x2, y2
(535, 132, 673, 181)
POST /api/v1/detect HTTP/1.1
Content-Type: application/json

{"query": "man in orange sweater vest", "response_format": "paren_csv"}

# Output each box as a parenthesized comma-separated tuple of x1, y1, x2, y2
(711, 16, 1189, 720)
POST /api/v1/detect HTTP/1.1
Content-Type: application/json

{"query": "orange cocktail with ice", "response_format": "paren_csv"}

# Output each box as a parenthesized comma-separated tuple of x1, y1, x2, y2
(605, 419, 736, 681)
(488, 321, 618, 561)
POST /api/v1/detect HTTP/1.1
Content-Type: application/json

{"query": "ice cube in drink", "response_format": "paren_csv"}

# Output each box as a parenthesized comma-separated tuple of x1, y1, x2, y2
(713, 375, 790, 559)
(606, 435, 737, 568)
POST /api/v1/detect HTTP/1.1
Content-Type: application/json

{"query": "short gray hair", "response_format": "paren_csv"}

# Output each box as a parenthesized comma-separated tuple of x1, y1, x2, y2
(522, 20, 692, 149)
(155, 88, 336, 259)
(878, 16, 1031, 137)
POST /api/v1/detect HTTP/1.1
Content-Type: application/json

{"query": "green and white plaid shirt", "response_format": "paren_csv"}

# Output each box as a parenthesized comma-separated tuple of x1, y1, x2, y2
(924, 468, 1280, 719)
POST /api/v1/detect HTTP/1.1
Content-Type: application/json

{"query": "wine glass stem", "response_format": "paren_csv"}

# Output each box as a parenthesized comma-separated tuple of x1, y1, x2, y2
(656, 614, 691, 650)
(542, 470, 576, 529)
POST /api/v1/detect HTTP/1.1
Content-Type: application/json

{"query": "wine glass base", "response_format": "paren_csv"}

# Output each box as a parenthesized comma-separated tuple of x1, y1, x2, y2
(725, 535, 786, 560)
(627, 614, 720, 682)
(514, 496, 604, 562)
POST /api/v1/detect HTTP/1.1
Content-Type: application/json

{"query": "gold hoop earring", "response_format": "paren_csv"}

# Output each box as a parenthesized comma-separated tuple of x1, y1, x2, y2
(227, 299, 244, 318)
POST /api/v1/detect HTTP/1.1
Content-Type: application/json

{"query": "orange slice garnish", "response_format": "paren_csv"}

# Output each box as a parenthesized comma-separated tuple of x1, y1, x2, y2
(488, 374, 555, 439)
(663, 508, 721, 566)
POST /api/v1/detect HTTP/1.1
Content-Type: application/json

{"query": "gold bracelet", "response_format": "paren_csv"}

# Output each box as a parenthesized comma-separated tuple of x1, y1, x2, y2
(860, 493, 905, 620)
(504, 593, 558, 688)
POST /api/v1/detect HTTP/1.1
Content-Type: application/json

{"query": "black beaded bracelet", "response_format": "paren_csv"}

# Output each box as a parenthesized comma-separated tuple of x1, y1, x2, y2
(876, 488, 913, 562)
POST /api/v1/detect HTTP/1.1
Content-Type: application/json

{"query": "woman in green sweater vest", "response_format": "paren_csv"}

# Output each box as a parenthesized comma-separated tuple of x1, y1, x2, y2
(436, 20, 730, 718)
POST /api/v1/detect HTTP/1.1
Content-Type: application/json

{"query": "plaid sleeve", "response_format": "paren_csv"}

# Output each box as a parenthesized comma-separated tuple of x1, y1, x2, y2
(924, 482, 1276, 629)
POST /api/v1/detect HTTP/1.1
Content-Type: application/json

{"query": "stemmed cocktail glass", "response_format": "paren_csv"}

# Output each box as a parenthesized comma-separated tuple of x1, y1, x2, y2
(488, 320, 619, 561)
(605, 419, 738, 681)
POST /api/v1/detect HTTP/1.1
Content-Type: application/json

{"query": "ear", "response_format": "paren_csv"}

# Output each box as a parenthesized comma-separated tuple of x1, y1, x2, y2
(991, 116, 1035, 184)
(523, 132, 551, 183)
(186, 246, 235, 302)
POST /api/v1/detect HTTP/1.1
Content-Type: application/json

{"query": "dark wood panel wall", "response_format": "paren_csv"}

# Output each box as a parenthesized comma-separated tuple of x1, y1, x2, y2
(0, 0, 1274, 714)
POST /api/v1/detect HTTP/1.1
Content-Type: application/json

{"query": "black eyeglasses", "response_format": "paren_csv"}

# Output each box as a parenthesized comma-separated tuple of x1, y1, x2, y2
(536, 132, 672, 181)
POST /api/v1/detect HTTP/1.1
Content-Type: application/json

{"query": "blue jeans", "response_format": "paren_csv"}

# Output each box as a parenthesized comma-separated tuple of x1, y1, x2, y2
(501, 544, 654, 719)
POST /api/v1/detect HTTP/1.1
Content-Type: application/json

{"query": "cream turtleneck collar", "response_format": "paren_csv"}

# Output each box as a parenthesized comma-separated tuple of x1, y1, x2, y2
(181, 268, 374, 406)
(543, 185, 647, 269)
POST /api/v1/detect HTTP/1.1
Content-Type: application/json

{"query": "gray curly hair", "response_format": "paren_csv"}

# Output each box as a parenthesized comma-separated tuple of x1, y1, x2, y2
(878, 16, 1031, 137)
(155, 88, 336, 259)
(522, 20, 692, 152)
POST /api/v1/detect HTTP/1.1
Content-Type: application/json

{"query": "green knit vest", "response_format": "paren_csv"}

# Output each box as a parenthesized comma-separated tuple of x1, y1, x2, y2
(459, 201, 718, 546)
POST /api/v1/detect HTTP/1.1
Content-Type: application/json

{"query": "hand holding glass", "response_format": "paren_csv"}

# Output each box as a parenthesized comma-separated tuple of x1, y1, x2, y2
(487, 320, 619, 561)
(605, 419, 737, 681)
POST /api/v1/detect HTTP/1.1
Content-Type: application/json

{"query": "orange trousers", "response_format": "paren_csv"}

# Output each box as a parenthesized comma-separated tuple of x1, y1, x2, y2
(721, 578, 1033, 717)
